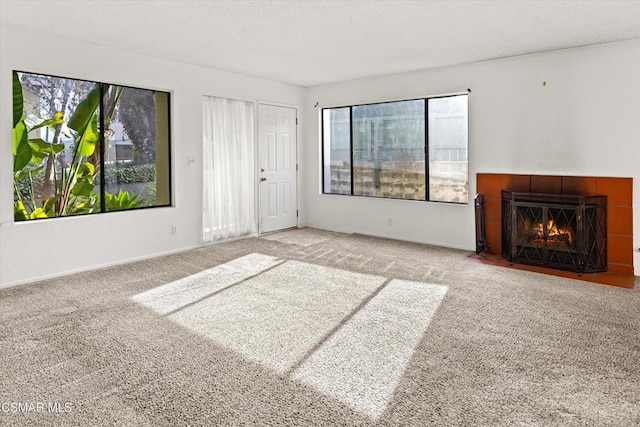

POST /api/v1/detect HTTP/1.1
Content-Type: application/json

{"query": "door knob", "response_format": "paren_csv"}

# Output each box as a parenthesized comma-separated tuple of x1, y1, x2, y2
(260, 177, 267, 182)
(261, 168, 265, 172)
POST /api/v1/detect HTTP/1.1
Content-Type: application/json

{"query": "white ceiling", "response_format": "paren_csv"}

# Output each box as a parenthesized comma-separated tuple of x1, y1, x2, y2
(1, 0, 639, 87)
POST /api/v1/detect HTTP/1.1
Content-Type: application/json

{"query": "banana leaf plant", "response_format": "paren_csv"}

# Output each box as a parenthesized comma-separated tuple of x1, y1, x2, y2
(12, 72, 125, 220)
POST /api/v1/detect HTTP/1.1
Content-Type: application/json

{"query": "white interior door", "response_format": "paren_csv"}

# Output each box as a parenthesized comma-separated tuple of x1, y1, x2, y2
(258, 104, 298, 234)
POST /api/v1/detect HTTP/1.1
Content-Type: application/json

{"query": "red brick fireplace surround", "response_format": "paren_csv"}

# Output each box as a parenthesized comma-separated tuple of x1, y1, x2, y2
(475, 173, 635, 288)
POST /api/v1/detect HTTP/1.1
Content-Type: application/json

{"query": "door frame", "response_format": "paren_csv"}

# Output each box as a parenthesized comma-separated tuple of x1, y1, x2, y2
(256, 101, 299, 235)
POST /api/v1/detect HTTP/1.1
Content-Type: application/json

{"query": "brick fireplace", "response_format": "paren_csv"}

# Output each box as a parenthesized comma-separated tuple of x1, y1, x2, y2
(475, 173, 634, 288)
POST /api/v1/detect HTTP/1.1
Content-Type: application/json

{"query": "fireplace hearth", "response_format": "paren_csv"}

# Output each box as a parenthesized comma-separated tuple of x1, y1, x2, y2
(502, 191, 607, 274)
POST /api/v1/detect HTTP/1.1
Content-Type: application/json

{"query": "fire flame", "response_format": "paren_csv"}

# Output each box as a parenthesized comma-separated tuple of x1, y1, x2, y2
(531, 219, 574, 246)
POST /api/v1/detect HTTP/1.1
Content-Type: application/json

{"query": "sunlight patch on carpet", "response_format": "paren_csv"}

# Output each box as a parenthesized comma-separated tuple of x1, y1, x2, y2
(166, 260, 386, 373)
(133, 254, 448, 420)
(131, 253, 282, 315)
(292, 279, 448, 419)
(260, 228, 332, 247)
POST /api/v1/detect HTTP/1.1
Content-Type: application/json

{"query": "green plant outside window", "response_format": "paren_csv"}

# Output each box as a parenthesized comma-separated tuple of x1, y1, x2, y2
(12, 71, 171, 221)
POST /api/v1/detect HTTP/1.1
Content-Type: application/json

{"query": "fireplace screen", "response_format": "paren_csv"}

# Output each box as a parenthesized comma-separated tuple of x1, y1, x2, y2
(502, 191, 607, 273)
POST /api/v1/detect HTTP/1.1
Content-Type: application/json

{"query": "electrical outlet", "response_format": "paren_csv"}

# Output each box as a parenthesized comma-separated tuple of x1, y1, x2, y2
(171, 226, 177, 236)
(187, 156, 195, 166)
(387, 218, 392, 226)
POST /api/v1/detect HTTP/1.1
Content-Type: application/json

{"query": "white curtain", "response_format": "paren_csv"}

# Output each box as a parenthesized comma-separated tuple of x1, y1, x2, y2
(202, 96, 256, 241)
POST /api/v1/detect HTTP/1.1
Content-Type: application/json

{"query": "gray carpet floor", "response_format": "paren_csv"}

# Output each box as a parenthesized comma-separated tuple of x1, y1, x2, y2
(0, 228, 638, 426)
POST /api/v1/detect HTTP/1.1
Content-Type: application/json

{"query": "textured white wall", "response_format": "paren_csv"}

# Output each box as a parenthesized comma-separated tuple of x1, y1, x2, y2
(303, 39, 640, 273)
(0, 24, 305, 287)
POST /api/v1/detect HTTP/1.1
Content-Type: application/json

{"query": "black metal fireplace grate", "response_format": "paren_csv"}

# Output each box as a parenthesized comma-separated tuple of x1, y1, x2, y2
(502, 191, 607, 274)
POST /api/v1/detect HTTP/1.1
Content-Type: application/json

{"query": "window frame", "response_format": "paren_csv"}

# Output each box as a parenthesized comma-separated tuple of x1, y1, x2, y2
(321, 93, 468, 204)
(12, 70, 173, 221)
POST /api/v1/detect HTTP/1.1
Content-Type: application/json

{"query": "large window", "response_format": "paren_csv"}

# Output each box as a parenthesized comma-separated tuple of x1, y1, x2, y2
(322, 94, 468, 203)
(12, 71, 171, 221)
